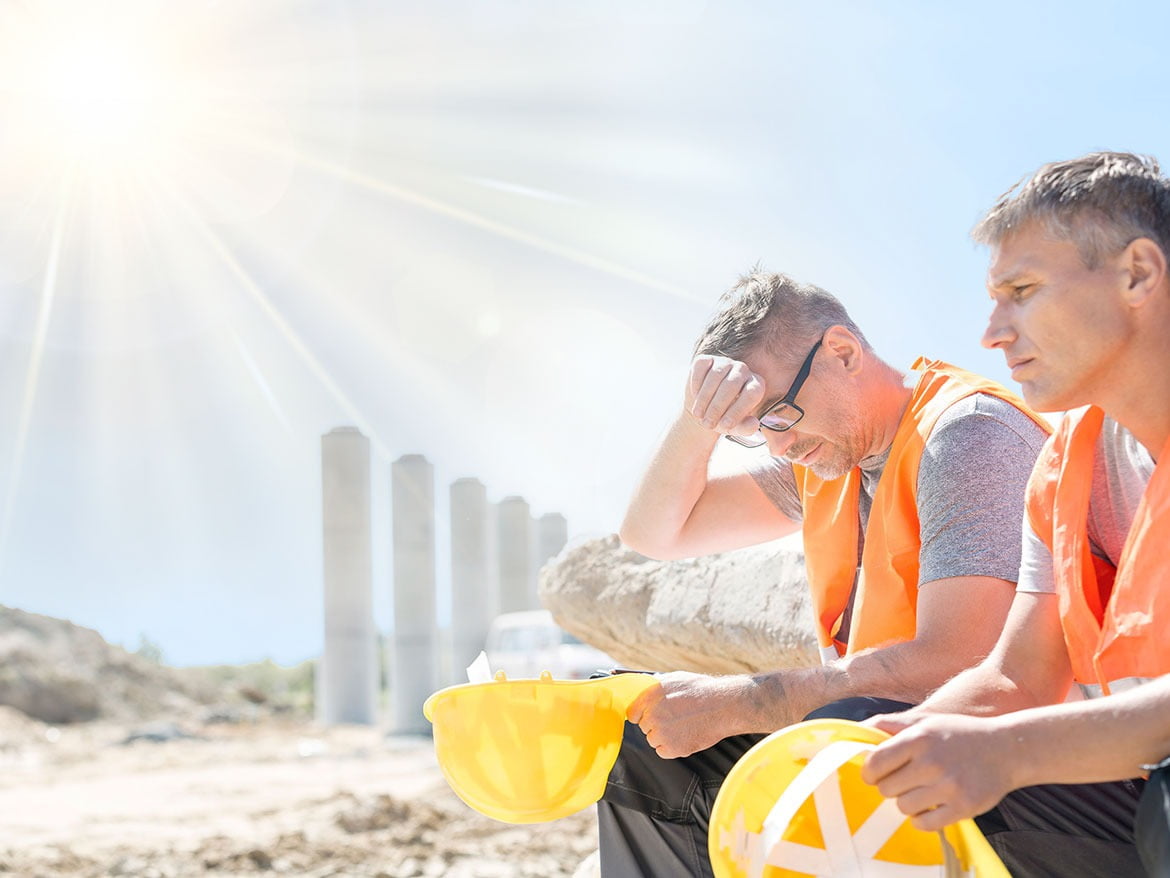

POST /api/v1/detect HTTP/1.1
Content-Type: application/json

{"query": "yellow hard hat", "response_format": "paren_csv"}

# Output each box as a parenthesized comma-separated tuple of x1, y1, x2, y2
(423, 670, 658, 824)
(709, 719, 1009, 877)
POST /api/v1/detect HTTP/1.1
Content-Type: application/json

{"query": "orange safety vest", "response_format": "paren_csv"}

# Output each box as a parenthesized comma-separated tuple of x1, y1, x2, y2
(1025, 406, 1170, 696)
(794, 358, 1049, 662)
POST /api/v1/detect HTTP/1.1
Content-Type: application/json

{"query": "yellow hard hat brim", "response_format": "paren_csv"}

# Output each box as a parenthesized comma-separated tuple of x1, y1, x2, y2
(424, 671, 658, 823)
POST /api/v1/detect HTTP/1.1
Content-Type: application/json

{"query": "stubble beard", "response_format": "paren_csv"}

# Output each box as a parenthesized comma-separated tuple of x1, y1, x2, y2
(806, 448, 855, 481)
(798, 428, 869, 481)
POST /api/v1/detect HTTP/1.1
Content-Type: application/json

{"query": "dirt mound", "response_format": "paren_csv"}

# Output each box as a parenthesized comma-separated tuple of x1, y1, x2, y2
(0, 605, 216, 723)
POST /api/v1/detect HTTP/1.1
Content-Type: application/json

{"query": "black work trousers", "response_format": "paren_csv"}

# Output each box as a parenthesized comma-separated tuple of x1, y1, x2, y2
(597, 696, 1168, 877)
(1137, 757, 1170, 876)
(597, 697, 909, 877)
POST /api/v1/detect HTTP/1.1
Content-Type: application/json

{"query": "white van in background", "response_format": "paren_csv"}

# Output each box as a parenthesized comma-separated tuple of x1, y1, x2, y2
(484, 610, 617, 680)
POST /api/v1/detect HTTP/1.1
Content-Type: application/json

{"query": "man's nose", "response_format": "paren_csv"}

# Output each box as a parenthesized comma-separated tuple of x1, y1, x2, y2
(765, 428, 799, 458)
(981, 301, 1016, 350)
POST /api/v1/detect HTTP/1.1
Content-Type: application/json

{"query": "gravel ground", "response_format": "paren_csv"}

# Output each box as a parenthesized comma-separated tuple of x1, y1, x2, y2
(0, 712, 598, 877)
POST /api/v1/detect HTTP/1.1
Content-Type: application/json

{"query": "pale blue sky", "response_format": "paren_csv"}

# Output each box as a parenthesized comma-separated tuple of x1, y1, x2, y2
(1, 0, 1167, 665)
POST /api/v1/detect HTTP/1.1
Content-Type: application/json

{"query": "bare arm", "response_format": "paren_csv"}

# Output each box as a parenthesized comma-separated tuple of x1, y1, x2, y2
(904, 590, 1074, 716)
(858, 592, 1141, 831)
(862, 675, 1170, 831)
(859, 680, 1170, 833)
(620, 356, 800, 559)
(630, 573, 1017, 758)
(994, 677, 1170, 785)
(628, 396, 1046, 756)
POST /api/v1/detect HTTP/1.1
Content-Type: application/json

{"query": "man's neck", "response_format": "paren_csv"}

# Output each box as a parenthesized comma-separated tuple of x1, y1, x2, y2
(1098, 332, 1170, 464)
(866, 362, 914, 460)
(1105, 400, 1170, 465)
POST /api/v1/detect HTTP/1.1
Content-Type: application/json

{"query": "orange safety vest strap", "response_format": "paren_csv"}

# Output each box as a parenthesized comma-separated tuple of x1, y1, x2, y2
(1025, 407, 1170, 693)
(797, 358, 1049, 658)
(794, 466, 859, 656)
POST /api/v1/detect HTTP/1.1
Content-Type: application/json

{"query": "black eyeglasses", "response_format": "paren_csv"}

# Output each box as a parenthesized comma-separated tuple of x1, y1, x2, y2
(724, 338, 822, 448)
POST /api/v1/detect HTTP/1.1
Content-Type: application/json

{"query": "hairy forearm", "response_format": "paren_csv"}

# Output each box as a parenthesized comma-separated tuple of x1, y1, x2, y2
(831, 639, 984, 705)
(989, 677, 1170, 787)
(743, 634, 1010, 731)
(619, 413, 721, 558)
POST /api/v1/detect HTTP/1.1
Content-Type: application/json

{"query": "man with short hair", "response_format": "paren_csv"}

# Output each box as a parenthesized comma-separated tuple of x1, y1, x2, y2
(862, 151, 1170, 877)
(602, 270, 1050, 876)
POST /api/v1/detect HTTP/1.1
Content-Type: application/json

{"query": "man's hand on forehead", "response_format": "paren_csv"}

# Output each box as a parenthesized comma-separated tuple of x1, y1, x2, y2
(687, 354, 767, 438)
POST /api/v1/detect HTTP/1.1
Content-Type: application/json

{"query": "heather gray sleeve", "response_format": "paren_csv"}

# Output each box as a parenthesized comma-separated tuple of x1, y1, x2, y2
(748, 457, 803, 523)
(916, 394, 1049, 587)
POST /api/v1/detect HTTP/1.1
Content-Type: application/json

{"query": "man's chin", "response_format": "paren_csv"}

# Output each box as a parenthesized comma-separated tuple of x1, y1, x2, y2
(782, 444, 856, 479)
(807, 455, 853, 481)
(1019, 380, 1083, 414)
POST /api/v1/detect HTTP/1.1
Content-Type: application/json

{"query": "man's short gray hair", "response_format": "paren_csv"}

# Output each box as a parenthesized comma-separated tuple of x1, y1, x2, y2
(693, 268, 868, 365)
(973, 151, 1170, 268)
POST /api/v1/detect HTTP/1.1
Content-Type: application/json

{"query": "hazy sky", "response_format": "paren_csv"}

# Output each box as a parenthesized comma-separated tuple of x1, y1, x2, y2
(2, 0, 1169, 665)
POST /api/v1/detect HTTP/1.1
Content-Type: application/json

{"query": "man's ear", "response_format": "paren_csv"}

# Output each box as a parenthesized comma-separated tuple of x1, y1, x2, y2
(821, 324, 864, 375)
(1121, 237, 1168, 308)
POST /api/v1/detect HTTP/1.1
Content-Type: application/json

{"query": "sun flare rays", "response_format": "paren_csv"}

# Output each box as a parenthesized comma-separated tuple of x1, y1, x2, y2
(0, 166, 75, 576)
(0, 0, 697, 638)
(159, 178, 394, 459)
(245, 133, 700, 303)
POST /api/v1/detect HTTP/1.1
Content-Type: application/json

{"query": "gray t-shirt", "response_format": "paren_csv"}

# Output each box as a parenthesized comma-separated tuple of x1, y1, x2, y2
(1017, 415, 1155, 594)
(750, 393, 1048, 606)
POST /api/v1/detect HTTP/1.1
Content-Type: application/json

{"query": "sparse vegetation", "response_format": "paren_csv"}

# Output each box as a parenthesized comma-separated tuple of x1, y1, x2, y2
(175, 657, 316, 717)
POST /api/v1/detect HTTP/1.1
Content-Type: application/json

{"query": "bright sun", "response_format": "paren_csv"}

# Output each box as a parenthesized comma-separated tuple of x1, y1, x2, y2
(4, 5, 194, 168)
(0, 0, 305, 259)
(0, 0, 317, 566)
(29, 37, 157, 153)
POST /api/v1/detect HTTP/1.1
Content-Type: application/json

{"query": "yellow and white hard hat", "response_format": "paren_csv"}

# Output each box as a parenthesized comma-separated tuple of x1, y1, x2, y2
(709, 719, 1009, 878)
(423, 670, 658, 824)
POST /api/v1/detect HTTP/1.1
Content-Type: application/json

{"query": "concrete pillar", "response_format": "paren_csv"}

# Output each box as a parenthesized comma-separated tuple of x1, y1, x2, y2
(497, 496, 534, 613)
(536, 512, 568, 569)
(318, 427, 377, 725)
(391, 454, 437, 733)
(449, 478, 496, 684)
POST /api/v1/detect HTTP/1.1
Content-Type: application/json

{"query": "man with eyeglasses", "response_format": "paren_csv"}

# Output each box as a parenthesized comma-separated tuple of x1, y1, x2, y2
(599, 269, 1050, 877)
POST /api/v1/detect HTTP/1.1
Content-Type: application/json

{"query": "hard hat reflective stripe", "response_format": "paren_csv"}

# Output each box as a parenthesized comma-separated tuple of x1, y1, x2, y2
(762, 839, 831, 875)
(747, 739, 972, 878)
(820, 644, 842, 665)
(852, 799, 911, 859)
(756, 740, 873, 876)
(814, 750, 857, 875)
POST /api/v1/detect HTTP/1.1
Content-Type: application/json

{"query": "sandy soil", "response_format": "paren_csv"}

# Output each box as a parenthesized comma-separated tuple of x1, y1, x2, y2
(0, 710, 598, 877)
